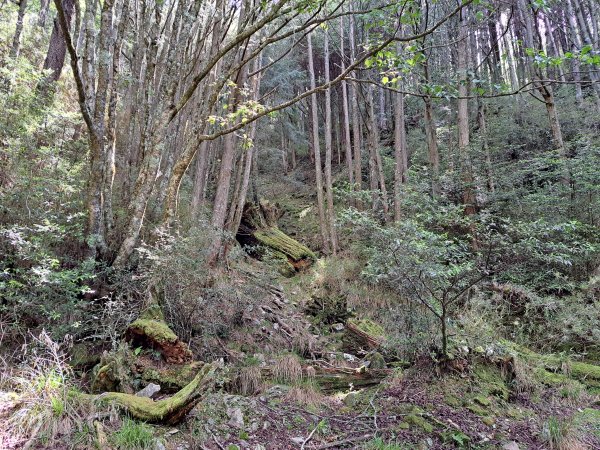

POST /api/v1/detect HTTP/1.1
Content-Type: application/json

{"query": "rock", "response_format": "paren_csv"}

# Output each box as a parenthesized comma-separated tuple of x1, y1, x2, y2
(343, 391, 359, 407)
(291, 437, 305, 445)
(482, 416, 495, 426)
(343, 353, 356, 362)
(227, 407, 245, 429)
(153, 440, 166, 450)
(136, 383, 161, 398)
(473, 395, 491, 406)
(502, 442, 520, 450)
(332, 323, 345, 331)
(368, 352, 386, 369)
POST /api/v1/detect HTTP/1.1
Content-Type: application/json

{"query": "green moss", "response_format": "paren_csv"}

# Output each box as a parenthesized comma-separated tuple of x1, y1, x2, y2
(502, 341, 600, 390)
(254, 227, 316, 262)
(397, 422, 410, 430)
(369, 352, 387, 369)
(473, 395, 491, 407)
(141, 362, 202, 392)
(467, 403, 488, 416)
(534, 367, 568, 385)
(348, 318, 385, 338)
(444, 395, 461, 408)
(473, 366, 509, 400)
(129, 319, 178, 344)
(404, 414, 434, 433)
(481, 416, 495, 426)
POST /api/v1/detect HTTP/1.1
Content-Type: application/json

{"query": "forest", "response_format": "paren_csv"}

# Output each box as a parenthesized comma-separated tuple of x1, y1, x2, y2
(0, 0, 600, 448)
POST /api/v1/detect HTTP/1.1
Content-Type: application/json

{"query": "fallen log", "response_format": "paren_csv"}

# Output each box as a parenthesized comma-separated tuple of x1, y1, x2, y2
(237, 200, 315, 274)
(342, 319, 385, 354)
(85, 362, 217, 424)
(233, 365, 391, 395)
(310, 367, 391, 393)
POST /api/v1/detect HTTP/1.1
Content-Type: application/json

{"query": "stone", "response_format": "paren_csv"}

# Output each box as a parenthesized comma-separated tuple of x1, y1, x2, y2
(502, 442, 520, 450)
(332, 323, 345, 331)
(136, 383, 161, 398)
(227, 407, 245, 429)
(343, 353, 356, 362)
(291, 437, 305, 445)
(153, 440, 166, 450)
(368, 352, 386, 369)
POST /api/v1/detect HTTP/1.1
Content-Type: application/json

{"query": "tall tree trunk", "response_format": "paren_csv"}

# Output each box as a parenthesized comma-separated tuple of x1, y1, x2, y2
(457, 8, 476, 216)
(393, 74, 407, 221)
(340, 15, 354, 198)
(519, 0, 565, 157)
(323, 29, 338, 254)
(9, 0, 28, 59)
(422, 61, 440, 196)
(349, 14, 362, 197)
(39, 0, 75, 90)
(307, 32, 330, 253)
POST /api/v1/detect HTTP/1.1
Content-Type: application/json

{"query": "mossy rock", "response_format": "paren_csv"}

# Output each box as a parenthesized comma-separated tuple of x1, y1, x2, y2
(404, 413, 434, 433)
(481, 416, 495, 426)
(473, 366, 509, 400)
(467, 403, 488, 416)
(368, 352, 387, 369)
(473, 395, 491, 407)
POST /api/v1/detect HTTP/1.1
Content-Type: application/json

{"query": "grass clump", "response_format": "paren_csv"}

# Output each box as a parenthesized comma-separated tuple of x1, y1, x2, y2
(273, 353, 303, 384)
(284, 379, 324, 408)
(364, 437, 405, 449)
(113, 418, 155, 449)
(542, 416, 585, 450)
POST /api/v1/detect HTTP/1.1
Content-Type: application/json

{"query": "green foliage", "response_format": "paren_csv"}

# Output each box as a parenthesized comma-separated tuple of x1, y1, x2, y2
(113, 418, 155, 450)
(0, 223, 98, 339)
(364, 437, 405, 450)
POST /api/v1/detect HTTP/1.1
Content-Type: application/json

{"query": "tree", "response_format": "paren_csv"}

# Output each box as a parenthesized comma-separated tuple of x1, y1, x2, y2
(307, 31, 330, 253)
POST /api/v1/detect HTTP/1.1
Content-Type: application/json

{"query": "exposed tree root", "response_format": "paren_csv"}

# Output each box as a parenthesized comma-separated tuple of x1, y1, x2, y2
(84, 362, 217, 424)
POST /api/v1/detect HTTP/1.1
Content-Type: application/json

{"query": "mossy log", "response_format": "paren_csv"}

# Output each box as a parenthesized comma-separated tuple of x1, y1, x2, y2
(503, 340, 600, 390)
(253, 365, 391, 393)
(342, 319, 385, 353)
(85, 363, 216, 424)
(311, 367, 391, 393)
(237, 200, 315, 274)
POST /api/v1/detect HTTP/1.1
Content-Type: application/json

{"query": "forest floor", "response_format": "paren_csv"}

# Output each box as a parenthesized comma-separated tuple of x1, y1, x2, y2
(1, 164, 600, 450)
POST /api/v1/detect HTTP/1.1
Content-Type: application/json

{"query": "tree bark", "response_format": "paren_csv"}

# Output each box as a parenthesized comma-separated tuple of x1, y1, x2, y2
(323, 29, 338, 254)
(393, 71, 407, 221)
(457, 7, 476, 216)
(9, 0, 28, 59)
(40, 0, 75, 89)
(307, 32, 330, 253)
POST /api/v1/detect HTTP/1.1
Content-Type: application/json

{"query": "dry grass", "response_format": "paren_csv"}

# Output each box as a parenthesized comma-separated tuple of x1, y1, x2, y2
(273, 354, 303, 384)
(284, 380, 324, 408)
(510, 355, 539, 395)
(233, 366, 264, 396)
(0, 332, 90, 450)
